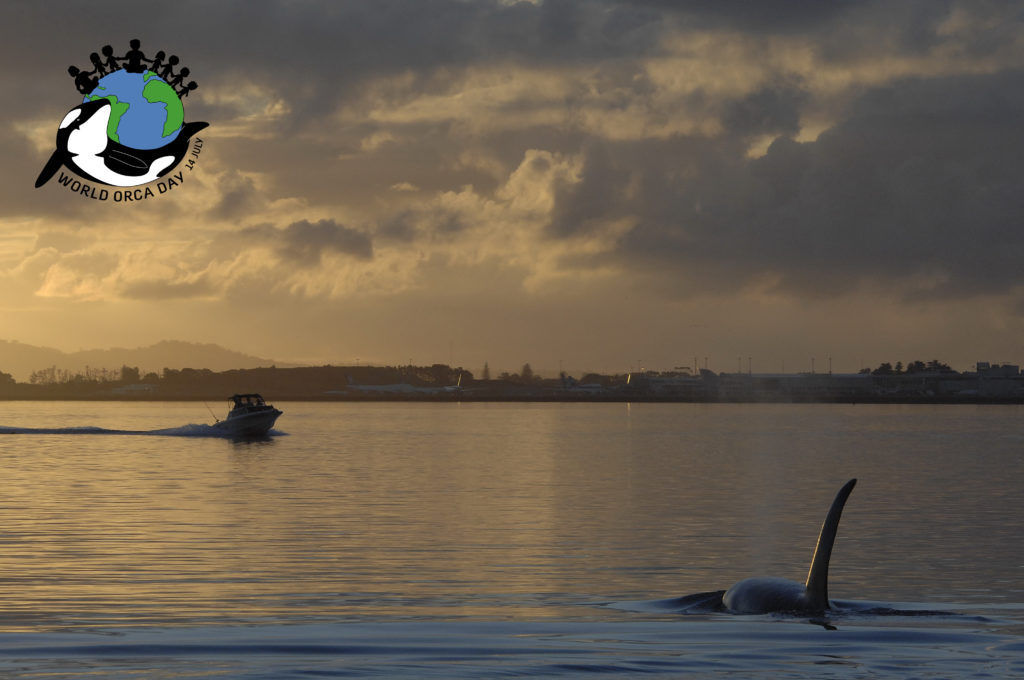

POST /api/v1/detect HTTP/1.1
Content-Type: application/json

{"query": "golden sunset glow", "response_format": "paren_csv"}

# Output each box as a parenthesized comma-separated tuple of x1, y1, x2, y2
(3, 1, 1024, 375)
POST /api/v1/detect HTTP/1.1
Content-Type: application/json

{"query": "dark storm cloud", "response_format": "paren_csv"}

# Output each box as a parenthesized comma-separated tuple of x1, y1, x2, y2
(3, 1, 1008, 152)
(632, 1, 978, 59)
(6, 0, 868, 133)
(3, 0, 671, 218)
(374, 207, 467, 246)
(242, 219, 373, 264)
(4, 1, 1012, 122)
(552, 70, 1024, 299)
(722, 82, 807, 138)
(377, 211, 420, 243)
(205, 170, 262, 221)
(283, 219, 374, 262)
(2, 0, 669, 125)
(6, 0, 1024, 306)
(629, 0, 864, 32)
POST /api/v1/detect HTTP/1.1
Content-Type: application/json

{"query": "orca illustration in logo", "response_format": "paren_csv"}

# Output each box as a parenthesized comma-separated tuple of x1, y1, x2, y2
(35, 99, 207, 188)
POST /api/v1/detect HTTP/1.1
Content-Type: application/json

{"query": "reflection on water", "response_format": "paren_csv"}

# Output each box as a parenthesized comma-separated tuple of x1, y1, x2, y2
(0, 401, 1023, 630)
(0, 401, 1022, 675)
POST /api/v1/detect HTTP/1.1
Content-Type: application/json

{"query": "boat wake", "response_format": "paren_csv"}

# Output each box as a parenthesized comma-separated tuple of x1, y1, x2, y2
(0, 424, 286, 438)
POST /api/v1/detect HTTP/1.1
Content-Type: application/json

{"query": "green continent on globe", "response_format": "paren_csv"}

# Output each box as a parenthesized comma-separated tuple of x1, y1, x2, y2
(142, 72, 184, 138)
(84, 69, 184, 149)
(88, 94, 131, 143)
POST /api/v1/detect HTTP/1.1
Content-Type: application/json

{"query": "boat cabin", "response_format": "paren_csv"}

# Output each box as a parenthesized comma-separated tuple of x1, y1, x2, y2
(230, 393, 270, 412)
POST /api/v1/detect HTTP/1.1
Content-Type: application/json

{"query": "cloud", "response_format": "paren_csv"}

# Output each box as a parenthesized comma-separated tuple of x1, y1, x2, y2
(34, 251, 120, 300)
(5, 0, 1024, 372)
(544, 67, 1024, 302)
(33, 229, 94, 253)
(247, 219, 375, 264)
(721, 80, 807, 138)
(117, 278, 214, 301)
(205, 169, 263, 220)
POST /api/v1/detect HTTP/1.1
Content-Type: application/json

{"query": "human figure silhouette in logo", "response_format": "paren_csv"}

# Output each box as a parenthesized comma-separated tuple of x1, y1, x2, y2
(88, 52, 106, 77)
(68, 66, 98, 95)
(149, 50, 167, 76)
(159, 55, 179, 81)
(167, 67, 189, 91)
(101, 45, 120, 73)
(63, 45, 200, 97)
(123, 39, 147, 73)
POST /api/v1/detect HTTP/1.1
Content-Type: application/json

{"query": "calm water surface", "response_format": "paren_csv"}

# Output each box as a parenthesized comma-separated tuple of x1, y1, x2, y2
(0, 401, 1021, 677)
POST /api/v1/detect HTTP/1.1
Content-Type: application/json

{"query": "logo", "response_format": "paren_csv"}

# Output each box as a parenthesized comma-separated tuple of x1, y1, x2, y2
(35, 39, 208, 203)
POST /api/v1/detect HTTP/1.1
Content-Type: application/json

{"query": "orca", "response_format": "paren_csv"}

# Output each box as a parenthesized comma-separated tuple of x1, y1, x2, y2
(647, 479, 857, 616)
(35, 98, 208, 189)
(720, 478, 857, 615)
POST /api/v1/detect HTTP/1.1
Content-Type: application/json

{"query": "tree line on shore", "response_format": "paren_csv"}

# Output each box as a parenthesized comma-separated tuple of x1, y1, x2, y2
(0, 362, 549, 398)
(0, 357, 970, 392)
(862, 360, 954, 375)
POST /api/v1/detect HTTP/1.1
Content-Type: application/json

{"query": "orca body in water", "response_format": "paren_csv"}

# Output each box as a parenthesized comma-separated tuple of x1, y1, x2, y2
(618, 482, 960, 621)
(659, 478, 857, 616)
(722, 478, 857, 614)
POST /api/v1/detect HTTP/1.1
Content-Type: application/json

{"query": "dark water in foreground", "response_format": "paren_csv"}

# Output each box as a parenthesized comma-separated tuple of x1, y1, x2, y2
(0, 401, 1021, 677)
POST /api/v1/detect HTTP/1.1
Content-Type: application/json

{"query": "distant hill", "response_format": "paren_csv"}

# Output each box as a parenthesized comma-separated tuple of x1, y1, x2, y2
(0, 340, 285, 382)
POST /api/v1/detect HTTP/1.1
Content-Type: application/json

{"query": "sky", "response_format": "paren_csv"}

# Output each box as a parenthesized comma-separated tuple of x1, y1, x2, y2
(2, 0, 1023, 376)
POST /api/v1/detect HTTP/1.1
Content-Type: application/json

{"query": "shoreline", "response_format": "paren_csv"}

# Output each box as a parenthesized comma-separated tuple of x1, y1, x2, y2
(3, 393, 1024, 405)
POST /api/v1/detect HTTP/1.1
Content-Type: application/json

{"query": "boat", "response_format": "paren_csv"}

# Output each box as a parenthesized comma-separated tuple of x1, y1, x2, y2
(214, 393, 282, 437)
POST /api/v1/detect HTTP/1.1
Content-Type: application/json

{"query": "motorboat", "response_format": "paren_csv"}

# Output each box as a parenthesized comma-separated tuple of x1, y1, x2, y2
(214, 393, 282, 437)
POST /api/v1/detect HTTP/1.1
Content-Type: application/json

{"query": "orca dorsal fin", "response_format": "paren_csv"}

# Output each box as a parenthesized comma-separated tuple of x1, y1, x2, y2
(804, 478, 856, 609)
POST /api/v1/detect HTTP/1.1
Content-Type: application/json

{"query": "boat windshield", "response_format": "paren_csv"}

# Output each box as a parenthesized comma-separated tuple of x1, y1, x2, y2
(231, 394, 266, 409)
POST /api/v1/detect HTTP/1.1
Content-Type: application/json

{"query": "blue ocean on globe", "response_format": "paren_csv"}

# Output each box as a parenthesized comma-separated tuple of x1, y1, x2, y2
(85, 69, 184, 149)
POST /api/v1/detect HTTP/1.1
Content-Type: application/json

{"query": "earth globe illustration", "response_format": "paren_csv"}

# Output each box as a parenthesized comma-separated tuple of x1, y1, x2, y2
(84, 69, 183, 149)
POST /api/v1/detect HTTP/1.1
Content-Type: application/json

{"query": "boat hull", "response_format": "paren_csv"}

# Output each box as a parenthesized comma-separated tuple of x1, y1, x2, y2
(214, 409, 282, 437)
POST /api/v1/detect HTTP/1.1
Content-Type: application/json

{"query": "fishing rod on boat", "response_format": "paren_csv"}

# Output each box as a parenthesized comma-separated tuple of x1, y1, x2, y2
(203, 400, 220, 424)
